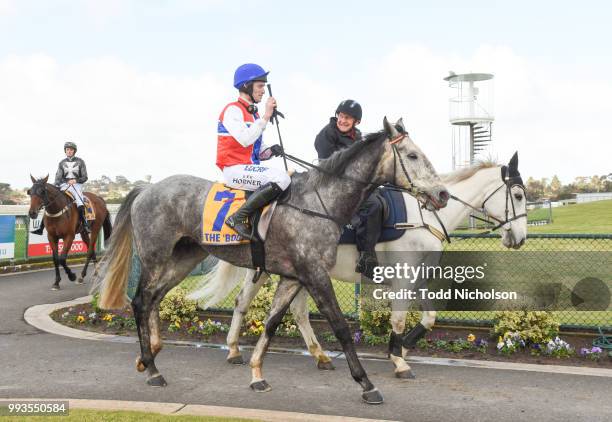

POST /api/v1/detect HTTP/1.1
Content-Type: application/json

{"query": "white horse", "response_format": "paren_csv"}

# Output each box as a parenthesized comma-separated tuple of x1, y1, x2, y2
(189, 153, 527, 381)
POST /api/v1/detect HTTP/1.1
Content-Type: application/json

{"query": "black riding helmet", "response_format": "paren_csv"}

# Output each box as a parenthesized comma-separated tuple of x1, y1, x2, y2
(64, 141, 77, 152)
(335, 99, 362, 121)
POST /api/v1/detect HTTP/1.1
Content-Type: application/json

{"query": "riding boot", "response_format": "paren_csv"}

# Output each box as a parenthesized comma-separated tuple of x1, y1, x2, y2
(354, 193, 383, 279)
(30, 219, 45, 235)
(78, 205, 91, 233)
(225, 182, 283, 241)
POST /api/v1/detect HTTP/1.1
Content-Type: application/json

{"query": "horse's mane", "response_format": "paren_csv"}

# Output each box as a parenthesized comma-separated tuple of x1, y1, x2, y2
(441, 160, 499, 184)
(307, 130, 385, 187)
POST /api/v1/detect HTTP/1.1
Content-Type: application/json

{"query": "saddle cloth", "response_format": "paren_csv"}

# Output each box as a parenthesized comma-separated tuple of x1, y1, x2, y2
(339, 187, 407, 244)
(64, 191, 95, 221)
(202, 183, 276, 245)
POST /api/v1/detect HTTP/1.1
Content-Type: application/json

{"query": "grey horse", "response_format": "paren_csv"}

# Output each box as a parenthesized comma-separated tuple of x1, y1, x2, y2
(93, 117, 449, 404)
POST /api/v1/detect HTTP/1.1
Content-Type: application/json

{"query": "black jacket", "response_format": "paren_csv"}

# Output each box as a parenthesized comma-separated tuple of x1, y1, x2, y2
(54, 157, 88, 186)
(314, 117, 362, 159)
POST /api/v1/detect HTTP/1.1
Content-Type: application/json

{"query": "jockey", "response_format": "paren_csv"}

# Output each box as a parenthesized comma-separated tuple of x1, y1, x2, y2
(315, 100, 384, 279)
(54, 141, 91, 233)
(218, 63, 289, 240)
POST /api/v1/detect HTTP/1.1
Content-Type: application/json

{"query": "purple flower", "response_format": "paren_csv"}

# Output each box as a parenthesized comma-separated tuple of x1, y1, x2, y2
(580, 348, 590, 356)
(354, 330, 362, 343)
(476, 338, 488, 347)
(592, 346, 603, 354)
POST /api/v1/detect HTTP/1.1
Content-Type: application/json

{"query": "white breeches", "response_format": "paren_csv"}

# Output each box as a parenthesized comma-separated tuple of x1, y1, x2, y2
(60, 183, 85, 207)
(222, 164, 291, 191)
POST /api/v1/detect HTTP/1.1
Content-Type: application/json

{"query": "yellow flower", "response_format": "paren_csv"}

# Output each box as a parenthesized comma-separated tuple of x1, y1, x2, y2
(103, 314, 114, 322)
(76, 315, 86, 323)
(467, 334, 476, 342)
(174, 321, 181, 328)
(498, 335, 503, 343)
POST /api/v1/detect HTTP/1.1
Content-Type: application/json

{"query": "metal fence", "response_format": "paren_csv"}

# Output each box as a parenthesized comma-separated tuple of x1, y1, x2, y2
(183, 233, 612, 331)
(2, 209, 610, 331)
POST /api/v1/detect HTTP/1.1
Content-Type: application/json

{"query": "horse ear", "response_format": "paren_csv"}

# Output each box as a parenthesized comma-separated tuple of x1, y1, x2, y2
(30, 174, 37, 183)
(508, 151, 519, 172)
(42, 174, 49, 184)
(395, 118, 406, 132)
(383, 116, 399, 139)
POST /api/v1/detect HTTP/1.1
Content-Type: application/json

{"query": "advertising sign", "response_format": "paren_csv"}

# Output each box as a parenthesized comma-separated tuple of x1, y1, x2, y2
(28, 216, 87, 257)
(0, 216, 16, 260)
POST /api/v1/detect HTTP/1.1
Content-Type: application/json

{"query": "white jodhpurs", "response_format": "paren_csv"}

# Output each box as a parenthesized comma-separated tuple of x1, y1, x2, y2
(60, 183, 85, 207)
(222, 164, 291, 191)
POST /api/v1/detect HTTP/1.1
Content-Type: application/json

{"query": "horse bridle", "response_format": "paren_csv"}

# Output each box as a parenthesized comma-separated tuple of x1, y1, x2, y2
(278, 133, 430, 228)
(29, 182, 71, 218)
(450, 170, 527, 233)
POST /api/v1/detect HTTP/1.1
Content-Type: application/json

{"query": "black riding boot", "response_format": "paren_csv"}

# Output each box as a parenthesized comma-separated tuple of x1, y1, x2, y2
(31, 219, 45, 235)
(225, 182, 283, 241)
(354, 194, 384, 279)
(78, 205, 91, 233)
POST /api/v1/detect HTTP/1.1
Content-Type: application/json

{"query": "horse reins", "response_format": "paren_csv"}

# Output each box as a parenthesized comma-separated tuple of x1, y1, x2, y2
(278, 134, 427, 228)
(33, 183, 72, 219)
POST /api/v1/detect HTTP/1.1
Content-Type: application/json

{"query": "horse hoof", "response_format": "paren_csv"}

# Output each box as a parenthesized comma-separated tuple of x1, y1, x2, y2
(361, 387, 384, 405)
(227, 355, 245, 365)
(76, 277, 85, 285)
(395, 369, 416, 379)
(68, 273, 77, 282)
(51, 285, 60, 291)
(250, 380, 272, 392)
(135, 357, 146, 372)
(147, 374, 167, 387)
(317, 360, 335, 370)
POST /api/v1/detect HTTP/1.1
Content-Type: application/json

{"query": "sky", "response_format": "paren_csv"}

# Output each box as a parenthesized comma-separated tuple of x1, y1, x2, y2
(1, 0, 611, 189)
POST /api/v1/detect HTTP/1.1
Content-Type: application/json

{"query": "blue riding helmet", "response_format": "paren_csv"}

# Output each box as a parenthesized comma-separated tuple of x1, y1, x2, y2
(233, 63, 269, 89)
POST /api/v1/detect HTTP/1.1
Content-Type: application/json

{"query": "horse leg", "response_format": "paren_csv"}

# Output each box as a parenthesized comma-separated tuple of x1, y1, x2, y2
(401, 310, 436, 361)
(49, 237, 61, 290)
(249, 278, 302, 392)
(289, 287, 334, 370)
(302, 267, 383, 404)
(132, 281, 167, 387)
(227, 271, 269, 365)
(59, 234, 77, 282)
(78, 231, 91, 284)
(389, 310, 414, 379)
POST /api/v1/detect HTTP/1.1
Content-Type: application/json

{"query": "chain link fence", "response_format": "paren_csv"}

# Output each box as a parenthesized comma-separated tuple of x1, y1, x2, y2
(183, 233, 612, 331)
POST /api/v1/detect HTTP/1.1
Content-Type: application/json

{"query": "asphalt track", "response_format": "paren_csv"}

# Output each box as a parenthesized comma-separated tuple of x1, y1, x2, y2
(1, 268, 611, 422)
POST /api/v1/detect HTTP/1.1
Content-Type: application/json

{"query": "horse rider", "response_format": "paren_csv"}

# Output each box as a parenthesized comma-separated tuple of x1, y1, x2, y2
(55, 141, 90, 233)
(219, 63, 288, 240)
(314, 99, 384, 279)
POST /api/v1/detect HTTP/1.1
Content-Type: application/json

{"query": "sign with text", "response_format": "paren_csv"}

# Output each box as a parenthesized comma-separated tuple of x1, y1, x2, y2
(28, 215, 87, 257)
(0, 216, 16, 260)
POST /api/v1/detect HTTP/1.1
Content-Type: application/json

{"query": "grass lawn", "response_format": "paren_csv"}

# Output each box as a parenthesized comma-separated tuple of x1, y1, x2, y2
(1, 408, 258, 422)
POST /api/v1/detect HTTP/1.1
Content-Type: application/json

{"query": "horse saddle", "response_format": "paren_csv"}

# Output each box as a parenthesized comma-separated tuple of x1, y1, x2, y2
(63, 191, 96, 221)
(339, 187, 407, 244)
(201, 183, 276, 245)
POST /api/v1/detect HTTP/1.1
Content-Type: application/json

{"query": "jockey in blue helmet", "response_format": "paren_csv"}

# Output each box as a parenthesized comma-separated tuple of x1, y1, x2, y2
(216, 63, 288, 240)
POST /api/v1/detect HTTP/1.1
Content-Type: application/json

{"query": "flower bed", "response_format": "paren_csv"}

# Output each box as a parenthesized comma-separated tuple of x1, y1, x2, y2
(51, 300, 612, 369)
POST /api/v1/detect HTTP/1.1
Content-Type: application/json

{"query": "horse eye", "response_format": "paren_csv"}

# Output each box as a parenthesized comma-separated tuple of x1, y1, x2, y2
(27, 189, 31, 195)
(514, 193, 523, 201)
(407, 153, 418, 160)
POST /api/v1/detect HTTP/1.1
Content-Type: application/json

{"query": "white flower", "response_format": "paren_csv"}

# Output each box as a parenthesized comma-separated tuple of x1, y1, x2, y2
(497, 342, 504, 350)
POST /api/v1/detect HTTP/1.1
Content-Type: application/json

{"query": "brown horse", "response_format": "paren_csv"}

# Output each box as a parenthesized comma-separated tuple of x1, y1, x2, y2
(27, 175, 112, 290)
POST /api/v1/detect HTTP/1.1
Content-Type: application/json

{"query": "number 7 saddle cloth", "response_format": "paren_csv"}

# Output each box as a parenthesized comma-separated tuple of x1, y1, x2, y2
(202, 183, 276, 245)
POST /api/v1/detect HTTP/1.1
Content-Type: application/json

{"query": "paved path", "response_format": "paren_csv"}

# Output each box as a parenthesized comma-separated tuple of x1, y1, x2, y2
(1, 269, 611, 422)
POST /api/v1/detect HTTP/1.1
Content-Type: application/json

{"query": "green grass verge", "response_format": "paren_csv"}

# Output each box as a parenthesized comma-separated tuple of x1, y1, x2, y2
(2, 408, 259, 422)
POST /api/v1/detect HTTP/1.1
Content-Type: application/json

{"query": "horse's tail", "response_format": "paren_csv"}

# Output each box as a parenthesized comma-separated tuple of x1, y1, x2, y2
(187, 259, 247, 309)
(102, 213, 113, 244)
(93, 186, 143, 310)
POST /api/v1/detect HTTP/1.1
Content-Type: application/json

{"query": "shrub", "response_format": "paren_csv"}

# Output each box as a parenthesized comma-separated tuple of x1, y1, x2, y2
(359, 295, 421, 337)
(159, 286, 198, 324)
(243, 280, 297, 336)
(492, 311, 559, 345)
